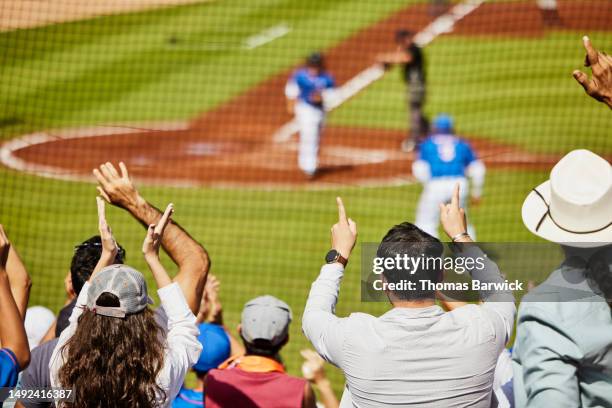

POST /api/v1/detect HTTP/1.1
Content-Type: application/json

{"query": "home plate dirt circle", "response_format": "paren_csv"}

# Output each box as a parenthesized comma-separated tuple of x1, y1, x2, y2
(0, 123, 559, 190)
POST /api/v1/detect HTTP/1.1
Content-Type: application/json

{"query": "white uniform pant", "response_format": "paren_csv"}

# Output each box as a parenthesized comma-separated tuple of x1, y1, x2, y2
(415, 176, 475, 239)
(295, 102, 324, 175)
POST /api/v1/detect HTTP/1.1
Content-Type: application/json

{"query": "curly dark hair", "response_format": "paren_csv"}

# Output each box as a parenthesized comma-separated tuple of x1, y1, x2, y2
(58, 293, 166, 408)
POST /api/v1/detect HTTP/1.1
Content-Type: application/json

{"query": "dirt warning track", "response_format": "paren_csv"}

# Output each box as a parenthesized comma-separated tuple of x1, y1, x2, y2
(2, 1, 610, 189)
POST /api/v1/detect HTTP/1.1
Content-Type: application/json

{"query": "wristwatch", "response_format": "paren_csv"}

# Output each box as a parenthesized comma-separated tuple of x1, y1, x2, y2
(325, 249, 348, 267)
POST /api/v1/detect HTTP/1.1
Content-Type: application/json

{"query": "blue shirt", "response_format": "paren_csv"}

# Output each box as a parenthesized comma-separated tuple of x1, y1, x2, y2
(172, 387, 204, 408)
(0, 348, 20, 388)
(418, 133, 477, 178)
(291, 68, 335, 107)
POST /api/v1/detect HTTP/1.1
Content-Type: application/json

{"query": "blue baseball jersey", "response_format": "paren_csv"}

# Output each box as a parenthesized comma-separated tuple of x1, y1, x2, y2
(418, 134, 477, 178)
(172, 387, 204, 408)
(291, 68, 335, 107)
(0, 348, 20, 388)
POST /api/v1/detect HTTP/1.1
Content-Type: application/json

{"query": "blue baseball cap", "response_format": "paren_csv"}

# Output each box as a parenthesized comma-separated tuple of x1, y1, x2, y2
(193, 323, 231, 373)
(433, 114, 454, 133)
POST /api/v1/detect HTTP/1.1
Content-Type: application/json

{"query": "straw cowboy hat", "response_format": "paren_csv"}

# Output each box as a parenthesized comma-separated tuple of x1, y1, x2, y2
(522, 149, 612, 247)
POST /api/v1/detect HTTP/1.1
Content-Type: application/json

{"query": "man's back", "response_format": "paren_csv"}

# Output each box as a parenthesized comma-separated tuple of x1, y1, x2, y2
(512, 264, 612, 407)
(337, 305, 506, 407)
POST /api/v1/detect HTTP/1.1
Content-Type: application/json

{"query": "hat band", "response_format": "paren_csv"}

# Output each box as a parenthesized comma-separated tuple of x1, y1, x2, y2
(86, 305, 127, 319)
(532, 188, 612, 235)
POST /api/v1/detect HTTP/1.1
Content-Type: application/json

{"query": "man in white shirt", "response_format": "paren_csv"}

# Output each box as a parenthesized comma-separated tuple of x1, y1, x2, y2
(302, 187, 515, 407)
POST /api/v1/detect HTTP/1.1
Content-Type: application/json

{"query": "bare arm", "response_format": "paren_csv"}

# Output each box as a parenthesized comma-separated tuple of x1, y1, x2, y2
(94, 162, 209, 313)
(6, 244, 31, 320)
(0, 225, 30, 369)
(302, 383, 318, 408)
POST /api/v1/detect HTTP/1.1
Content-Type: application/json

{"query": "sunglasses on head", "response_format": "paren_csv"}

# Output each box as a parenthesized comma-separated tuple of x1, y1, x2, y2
(73, 241, 126, 259)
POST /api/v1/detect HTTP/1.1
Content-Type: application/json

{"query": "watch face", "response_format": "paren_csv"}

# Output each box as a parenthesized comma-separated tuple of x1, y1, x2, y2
(325, 249, 339, 263)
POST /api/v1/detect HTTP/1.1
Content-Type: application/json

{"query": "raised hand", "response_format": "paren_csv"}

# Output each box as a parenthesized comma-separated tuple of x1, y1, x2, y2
(142, 203, 174, 288)
(331, 197, 357, 259)
(92, 197, 119, 276)
(93, 162, 142, 209)
(97, 196, 118, 257)
(573, 36, 612, 109)
(142, 203, 174, 260)
(439, 184, 470, 242)
(301, 349, 327, 383)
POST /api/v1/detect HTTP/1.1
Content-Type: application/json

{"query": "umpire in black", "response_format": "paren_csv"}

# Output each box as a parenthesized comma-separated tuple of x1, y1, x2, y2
(379, 29, 427, 152)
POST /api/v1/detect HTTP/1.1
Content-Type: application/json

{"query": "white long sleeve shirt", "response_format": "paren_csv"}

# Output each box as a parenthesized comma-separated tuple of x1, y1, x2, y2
(49, 281, 202, 407)
(302, 247, 515, 408)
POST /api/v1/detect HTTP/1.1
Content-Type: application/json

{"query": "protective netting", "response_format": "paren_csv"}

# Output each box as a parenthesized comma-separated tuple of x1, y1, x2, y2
(0, 0, 611, 394)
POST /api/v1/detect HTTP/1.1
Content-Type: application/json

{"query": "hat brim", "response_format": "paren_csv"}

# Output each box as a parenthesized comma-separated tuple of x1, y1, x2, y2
(522, 180, 612, 248)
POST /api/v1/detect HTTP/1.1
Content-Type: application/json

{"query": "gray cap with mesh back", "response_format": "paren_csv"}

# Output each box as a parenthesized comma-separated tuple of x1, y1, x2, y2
(241, 295, 292, 346)
(86, 264, 153, 318)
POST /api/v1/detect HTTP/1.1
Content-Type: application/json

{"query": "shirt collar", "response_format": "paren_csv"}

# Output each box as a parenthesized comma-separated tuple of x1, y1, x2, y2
(381, 305, 444, 320)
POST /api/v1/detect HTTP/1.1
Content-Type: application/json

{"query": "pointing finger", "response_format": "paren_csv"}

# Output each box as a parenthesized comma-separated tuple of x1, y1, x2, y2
(450, 183, 460, 209)
(583, 36, 598, 67)
(337, 197, 348, 224)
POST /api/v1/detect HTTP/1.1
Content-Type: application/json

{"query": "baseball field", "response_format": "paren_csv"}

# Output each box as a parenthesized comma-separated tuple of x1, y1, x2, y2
(1, 0, 611, 392)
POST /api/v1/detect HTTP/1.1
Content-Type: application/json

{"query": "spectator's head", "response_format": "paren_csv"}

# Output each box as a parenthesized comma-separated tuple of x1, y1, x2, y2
(521, 149, 612, 247)
(59, 264, 165, 407)
(24, 306, 55, 350)
(377, 222, 444, 302)
(193, 323, 231, 378)
(71, 236, 125, 295)
(306, 52, 325, 73)
(395, 29, 415, 46)
(433, 114, 454, 134)
(239, 295, 292, 357)
(522, 149, 612, 301)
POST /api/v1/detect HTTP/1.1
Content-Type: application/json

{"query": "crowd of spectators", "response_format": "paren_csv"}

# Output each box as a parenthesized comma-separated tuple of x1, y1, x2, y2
(0, 36, 610, 408)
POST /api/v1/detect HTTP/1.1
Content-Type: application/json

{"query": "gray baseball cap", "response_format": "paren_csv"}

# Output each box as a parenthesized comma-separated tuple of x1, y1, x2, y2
(241, 295, 292, 346)
(86, 264, 153, 318)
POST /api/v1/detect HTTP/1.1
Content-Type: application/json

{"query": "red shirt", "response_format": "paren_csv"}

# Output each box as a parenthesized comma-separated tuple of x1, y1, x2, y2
(205, 356, 306, 408)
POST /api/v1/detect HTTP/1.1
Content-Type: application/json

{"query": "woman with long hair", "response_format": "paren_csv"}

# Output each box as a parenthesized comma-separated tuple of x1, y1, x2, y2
(49, 198, 202, 407)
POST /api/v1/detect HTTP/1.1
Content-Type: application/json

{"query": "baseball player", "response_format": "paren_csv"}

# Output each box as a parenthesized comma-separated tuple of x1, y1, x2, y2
(378, 29, 427, 152)
(285, 52, 335, 178)
(412, 114, 485, 238)
(537, 0, 561, 26)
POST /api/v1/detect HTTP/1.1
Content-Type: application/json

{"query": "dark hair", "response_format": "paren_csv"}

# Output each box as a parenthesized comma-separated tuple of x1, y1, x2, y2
(395, 29, 414, 43)
(306, 52, 324, 69)
(567, 246, 612, 304)
(242, 337, 285, 357)
(71, 236, 125, 295)
(377, 222, 443, 301)
(58, 293, 165, 408)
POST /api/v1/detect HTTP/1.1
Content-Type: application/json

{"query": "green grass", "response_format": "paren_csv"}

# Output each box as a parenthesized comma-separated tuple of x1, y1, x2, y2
(0, 0, 420, 137)
(328, 31, 612, 154)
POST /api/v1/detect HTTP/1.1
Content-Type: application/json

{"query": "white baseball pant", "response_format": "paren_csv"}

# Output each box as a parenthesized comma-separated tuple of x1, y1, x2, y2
(415, 176, 476, 239)
(295, 102, 324, 176)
